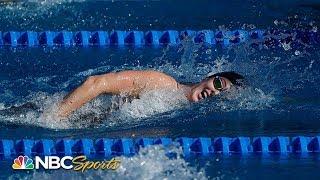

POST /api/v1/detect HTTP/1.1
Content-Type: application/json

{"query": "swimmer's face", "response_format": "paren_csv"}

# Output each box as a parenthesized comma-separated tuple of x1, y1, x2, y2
(191, 76, 232, 102)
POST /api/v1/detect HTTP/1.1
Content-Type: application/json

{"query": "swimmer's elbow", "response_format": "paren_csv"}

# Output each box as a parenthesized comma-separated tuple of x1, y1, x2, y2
(84, 75, 106, 87)
(84, 74, 115, 93)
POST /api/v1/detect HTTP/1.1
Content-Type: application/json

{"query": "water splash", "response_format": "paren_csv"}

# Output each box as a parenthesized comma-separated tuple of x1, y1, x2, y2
(114, 89, 189, 120)
(214, 86, 277, 111)
(0, 87, 189, 130)
(0, 92, 73, 129)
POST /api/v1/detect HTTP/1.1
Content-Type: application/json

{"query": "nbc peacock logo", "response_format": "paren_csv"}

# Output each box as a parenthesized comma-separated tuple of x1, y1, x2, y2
(12, 155, 34, 170)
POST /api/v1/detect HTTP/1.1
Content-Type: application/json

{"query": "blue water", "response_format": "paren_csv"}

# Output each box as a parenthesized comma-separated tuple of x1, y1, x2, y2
(0, 0, 320, 179)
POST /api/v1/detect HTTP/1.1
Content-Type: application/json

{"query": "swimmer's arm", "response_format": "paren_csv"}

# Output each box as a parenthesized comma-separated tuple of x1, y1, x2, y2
(57, 70, 178, 118)
(57, 72, 135, 118)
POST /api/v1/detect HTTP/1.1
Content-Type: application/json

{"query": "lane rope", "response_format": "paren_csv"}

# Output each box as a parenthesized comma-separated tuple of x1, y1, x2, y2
(0, 136, 319, 159)
(0, 29, 318, 47)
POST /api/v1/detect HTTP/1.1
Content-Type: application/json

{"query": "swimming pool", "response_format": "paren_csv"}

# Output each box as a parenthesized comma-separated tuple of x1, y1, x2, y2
(0, 0, 320, 179)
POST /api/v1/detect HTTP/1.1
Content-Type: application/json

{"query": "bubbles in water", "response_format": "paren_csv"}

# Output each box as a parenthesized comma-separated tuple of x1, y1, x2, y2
(308, 60, 314, 69)
(205, 49, 212, 55)
(281, 42, 291, 51)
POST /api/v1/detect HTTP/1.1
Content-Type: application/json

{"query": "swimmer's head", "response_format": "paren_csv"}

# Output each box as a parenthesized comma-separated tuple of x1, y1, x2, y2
(190, 71, 244, 102)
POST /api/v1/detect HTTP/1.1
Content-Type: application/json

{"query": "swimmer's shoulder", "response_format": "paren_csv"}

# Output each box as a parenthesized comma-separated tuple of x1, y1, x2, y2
(114, 70, 174, 79)
(116, 70, 178, 90)
(142, 70, 177, 82)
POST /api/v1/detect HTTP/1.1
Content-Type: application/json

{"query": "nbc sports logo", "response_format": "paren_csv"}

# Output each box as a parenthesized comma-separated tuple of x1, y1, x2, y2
(11, 155, 120, 171)
(11, 155, 72, 170)
(12, 155, 34, 170)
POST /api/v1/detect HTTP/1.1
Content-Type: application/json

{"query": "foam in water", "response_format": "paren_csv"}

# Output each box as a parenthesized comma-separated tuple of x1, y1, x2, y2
(114, 89, 189, 119)
(7, 145, 208, 180)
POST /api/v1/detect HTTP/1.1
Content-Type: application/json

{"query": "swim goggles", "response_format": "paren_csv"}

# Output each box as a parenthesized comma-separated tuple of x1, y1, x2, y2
(200, 76, 225, 99)
(213, 76, 224, 91)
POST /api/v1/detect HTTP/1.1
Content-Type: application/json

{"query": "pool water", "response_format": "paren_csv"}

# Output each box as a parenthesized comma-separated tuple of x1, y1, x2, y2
(0, 0, 320, 179)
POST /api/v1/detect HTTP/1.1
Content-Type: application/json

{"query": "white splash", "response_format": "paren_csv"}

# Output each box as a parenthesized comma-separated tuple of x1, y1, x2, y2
(8, 92, 74, 129)
(214, 86, 277, 111)
(115, 88, 189, 119)
(0, 103, 5, 110)
(0, 87, 190, 130)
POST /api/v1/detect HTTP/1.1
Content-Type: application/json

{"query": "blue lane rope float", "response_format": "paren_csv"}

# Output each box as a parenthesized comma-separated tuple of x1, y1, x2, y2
(0, 29, 319, 48)
(0, 136, 320, 159)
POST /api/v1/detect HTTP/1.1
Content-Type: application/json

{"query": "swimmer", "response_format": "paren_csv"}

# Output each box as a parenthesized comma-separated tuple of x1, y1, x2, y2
(57, 70, 244, 118)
